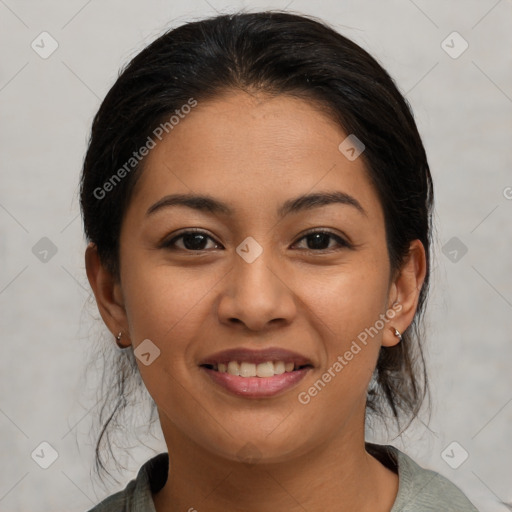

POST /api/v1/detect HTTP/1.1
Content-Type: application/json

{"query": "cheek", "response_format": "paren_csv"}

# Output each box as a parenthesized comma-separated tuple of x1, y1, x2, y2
(122, 262, 218, 346)
(297, 262, 390, 397)
(304, 263, 389, 342)
(120, 262, 218, 412)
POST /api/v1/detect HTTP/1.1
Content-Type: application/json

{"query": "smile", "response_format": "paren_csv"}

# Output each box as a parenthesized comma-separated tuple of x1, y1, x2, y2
(198, 346, 314, 398)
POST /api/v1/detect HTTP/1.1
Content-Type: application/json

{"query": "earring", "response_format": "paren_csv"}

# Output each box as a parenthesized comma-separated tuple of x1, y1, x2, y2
(115, 331, 126, 349)
(392, 327, 402, 341)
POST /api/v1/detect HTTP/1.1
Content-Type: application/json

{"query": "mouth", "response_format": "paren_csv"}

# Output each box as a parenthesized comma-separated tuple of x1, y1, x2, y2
(198, 347, 314, 398)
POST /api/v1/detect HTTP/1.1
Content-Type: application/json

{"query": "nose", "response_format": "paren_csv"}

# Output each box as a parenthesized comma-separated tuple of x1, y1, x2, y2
(216, 246, 297, 332)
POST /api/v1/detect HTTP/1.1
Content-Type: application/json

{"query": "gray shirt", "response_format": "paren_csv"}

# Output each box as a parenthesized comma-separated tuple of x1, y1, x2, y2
(87, 442, 479, 511)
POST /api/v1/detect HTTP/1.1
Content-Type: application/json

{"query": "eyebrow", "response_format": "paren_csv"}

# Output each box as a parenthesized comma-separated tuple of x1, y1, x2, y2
(146, 191, 367, 218)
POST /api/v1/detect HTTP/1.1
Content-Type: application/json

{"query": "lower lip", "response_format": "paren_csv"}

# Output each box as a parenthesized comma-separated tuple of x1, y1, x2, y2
(200, 367, 311, 398)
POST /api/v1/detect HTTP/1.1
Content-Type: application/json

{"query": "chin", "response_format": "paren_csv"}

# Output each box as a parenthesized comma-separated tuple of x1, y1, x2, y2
(202, 427, 315, 466)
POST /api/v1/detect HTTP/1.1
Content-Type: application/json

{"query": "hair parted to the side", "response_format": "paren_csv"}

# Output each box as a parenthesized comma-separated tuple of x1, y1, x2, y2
(80, 10, 433, 479)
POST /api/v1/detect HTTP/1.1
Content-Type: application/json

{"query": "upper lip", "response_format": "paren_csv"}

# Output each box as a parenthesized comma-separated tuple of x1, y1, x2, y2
(199, 347, 314, 367)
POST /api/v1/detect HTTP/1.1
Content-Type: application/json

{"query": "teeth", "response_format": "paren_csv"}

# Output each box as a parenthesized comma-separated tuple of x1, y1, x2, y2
(274, 361, 285, 375)
(227, 361, 239, 376)
(240, 362, 256, 377)
(215, 360, 304, 377)
(256, 361, 274, 377)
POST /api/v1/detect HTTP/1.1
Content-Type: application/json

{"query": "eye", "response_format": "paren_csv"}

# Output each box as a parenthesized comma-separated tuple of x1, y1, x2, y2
(162, 229, 221, 251)
(293, 230, 351, 251)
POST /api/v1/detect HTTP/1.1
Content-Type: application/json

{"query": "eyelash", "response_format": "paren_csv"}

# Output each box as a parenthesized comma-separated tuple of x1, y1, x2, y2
(161, 228, 352, 253)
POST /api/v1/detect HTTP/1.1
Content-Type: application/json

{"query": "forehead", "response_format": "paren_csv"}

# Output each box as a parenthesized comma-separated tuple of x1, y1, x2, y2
(129, 91, 383, 222)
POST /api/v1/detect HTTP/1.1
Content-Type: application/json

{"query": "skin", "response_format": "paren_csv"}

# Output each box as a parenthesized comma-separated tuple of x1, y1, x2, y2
(86, 90, 426, 512)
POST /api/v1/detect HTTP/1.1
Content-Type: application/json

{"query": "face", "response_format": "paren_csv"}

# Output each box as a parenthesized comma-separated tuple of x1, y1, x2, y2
(113, 91, 402, 463)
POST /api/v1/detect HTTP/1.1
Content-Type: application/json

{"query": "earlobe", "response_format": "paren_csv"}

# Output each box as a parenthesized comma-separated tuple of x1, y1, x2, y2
(381, 326, 403, 348)
(85, 242, 130, 345)
(382, 240, 427, 347)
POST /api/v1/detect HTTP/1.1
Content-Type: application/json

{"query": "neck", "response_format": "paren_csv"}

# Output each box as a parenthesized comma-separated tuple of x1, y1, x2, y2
(153, 414, 398, 512)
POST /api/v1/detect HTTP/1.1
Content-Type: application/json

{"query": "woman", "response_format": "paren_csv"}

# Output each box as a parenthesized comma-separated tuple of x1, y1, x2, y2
(81, 10, 479, 511)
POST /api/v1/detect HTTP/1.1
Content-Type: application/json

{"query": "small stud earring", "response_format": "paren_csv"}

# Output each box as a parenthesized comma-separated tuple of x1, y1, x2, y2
(392, 327, 402, 341)
(115, 331, 125, 349)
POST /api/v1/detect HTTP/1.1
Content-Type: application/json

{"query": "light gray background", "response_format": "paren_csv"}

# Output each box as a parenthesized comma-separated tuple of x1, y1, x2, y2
(1, 0, 511, 510)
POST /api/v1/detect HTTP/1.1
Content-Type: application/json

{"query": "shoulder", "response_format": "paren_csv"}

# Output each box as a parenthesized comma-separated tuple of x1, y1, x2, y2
(86, 453, 169, 512)
(366, 443, 479, 512)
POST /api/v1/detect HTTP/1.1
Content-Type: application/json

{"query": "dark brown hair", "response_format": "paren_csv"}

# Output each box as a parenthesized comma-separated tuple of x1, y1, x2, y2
(80, 10, 433, 478)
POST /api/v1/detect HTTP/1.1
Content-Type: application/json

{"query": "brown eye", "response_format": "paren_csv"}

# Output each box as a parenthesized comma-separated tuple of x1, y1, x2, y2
(294, 230, 351, 251)
(162, 230, 221, 251)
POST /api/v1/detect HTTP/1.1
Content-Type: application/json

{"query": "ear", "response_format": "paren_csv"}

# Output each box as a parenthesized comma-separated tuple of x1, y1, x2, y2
(85, 242, 131, 347)
(382, 239, 427, 348)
